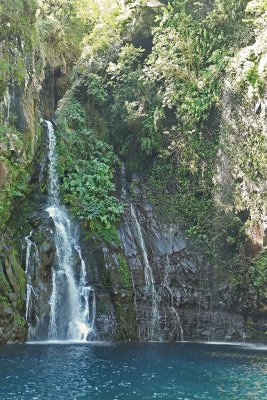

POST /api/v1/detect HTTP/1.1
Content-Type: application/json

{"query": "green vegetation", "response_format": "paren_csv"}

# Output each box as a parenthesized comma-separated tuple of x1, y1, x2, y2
(52, 1, 260, 268)
(56, 95, 123, 238)
(249, 249, 267, 298)
(76, 0, 130, 55)
(117, 254, 131, 288)
(0, 124, 33, 230)
(70, 0, 249, 241)
(230, 247, 267, 310)
(0, 0, 37, 98)
(57, 0, 265, 307)
(0, 273, 10, 296)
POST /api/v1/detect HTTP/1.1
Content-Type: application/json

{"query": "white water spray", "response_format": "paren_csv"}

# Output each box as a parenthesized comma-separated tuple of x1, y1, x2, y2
(45, 121, 95, 341)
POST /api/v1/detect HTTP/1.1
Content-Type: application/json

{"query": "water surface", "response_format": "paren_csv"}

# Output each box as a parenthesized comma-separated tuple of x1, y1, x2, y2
(0, 342, 266, 399)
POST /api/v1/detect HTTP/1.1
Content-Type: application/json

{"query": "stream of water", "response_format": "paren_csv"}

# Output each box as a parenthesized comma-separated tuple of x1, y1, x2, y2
(46, 120, 95, 341)
(25, 121, 95, 342)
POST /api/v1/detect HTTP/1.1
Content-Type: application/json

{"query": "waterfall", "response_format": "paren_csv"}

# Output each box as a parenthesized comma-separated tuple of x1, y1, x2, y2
(25, 232, 34, 323)
(164, 255, 184, 341)
(45, 120, 95, 341)
(129, 204, 160, 340)
(25, 231, 40, 340)
(75, 245, 96, 341)
(25, 121, 96, 342)
(121, 164, 160, 340)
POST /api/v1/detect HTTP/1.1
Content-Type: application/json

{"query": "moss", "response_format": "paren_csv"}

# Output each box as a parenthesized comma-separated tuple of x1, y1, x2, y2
(248, 249, 267, 298)
(0, 121, 37, 231)
(0, 295, 9, 307)
(100, 266, 113, 289)
(246, 65, 265, 95)
(146, 157, 216, 242)
(114, 303, 123, 319)
(117, 254, 131, 288)
(13, 311, 26, 330)
(0, 0, 37, 100)
(114, 299, 138, 341)
(9, 251, 26, 296)
(88, 225, 121, 246)
(0, 272, 11, 296)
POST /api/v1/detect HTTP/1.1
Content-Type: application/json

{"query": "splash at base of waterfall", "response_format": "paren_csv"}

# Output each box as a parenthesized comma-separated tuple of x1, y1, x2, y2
(76, 321, 92, 342)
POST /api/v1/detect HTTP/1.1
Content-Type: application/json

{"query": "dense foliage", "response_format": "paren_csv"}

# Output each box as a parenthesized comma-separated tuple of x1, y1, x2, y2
(0, 0, 39, 229)
(59, 0, 265, 304)
(74, 0, 249, 239)
(56, 95, 123, 240)
(0, 125, 32, 229)
(0, 0, 37, 98)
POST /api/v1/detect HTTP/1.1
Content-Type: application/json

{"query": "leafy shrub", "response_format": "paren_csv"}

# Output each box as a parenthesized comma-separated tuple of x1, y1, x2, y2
(0, 123, 32, 229)
(86, 74, 107, 106)
(56, 96, 123, 237)
(0, 0, 37, 98)
(62, 158, 123, 229)
(249, 249, 267, 298)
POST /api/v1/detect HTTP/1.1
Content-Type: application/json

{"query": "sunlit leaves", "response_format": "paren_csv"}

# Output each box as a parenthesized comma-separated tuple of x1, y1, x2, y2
(56, 96, 123, 232)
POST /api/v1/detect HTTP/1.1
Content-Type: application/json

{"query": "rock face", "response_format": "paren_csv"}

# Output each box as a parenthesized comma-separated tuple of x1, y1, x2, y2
(213, 22, 267, 336)
(0, 236, 27, 344)
(82, 238, 138, 341)
(23, 164, 245, 343)
(25, 211, 56, 340)
(113, 177, 246, 342)
(0, 9, 69, 344)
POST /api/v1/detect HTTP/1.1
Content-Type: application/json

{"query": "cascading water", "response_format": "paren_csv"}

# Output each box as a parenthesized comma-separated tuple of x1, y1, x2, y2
(129, 204, 160, 340)
(25, 231, 34, 323)
(25, 121, 96, 342)
(164, 255, 184, 341)
(75, 245, 96, 338)
(24, 231, 40, 339)
(121, 164, 160, 341)
(45, 120, 95, 341)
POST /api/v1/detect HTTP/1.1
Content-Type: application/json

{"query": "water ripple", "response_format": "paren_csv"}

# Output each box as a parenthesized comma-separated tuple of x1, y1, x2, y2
(0, 343, 266, 400)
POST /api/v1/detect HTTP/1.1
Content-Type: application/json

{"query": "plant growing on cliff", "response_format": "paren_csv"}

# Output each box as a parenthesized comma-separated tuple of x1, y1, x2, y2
(117, 254, 131, 288)
(0, 0, 37, 98)
(0, 124, 32, 229)
(56, 96, 123, 236)
(86, 74, 107, 106)
(61, 0, 249, 244)
(62, 158, 123, 229)
(249, 249, 267, 298)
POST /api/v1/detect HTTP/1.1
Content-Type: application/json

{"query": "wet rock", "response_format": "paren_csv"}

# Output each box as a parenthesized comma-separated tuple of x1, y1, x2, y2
(113, 176, 248, 342)
(25, 211, 56, 340)
(0, 235, 27, 344)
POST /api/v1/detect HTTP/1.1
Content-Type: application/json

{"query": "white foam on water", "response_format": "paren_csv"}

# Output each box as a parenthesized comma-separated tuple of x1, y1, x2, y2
(26, 340, 111, 346)
(198, 341, 267, 350)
